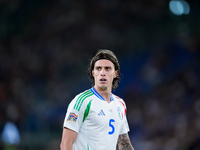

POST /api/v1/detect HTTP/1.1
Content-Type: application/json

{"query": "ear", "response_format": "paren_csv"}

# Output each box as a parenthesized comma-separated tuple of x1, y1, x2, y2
(92, 70, 94, 77)
(114, 70, 119, 78)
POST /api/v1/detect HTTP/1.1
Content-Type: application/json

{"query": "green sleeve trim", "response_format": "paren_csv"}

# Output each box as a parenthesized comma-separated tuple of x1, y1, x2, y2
(87, 144, 89, 150)
(73, 90, 93, 111)
(83, 99, 92, 122)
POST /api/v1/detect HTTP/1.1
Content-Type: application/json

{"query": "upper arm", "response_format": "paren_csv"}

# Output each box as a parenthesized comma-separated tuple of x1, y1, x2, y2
(60, 127, 78, 150)
(117, 133, 134, 150)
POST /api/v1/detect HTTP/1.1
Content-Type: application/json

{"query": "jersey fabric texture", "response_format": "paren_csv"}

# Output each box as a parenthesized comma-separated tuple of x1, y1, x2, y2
(63, 87, 130, 150)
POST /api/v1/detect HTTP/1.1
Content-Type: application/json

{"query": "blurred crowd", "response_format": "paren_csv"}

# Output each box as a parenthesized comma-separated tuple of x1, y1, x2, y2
(0, 0, 200, 150)
(127, 66, 200, 150)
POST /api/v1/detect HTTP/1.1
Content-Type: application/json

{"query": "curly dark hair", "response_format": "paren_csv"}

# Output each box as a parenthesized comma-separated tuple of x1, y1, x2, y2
(88, 49, 121, 90)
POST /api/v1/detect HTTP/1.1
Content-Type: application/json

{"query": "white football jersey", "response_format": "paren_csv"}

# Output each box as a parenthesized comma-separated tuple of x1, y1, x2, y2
(63, 87, 130, 150)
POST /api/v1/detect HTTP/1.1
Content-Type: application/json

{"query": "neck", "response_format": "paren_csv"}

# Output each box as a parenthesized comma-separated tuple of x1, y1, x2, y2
(93, 86, 112, 103)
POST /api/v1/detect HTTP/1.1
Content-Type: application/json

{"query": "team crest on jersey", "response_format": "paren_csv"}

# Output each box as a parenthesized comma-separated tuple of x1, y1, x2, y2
(117, 107, 123, 120)
(67, 112, 78, 123)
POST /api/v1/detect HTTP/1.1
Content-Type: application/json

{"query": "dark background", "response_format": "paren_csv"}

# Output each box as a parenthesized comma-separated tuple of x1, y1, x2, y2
(0, 0, 200, 150)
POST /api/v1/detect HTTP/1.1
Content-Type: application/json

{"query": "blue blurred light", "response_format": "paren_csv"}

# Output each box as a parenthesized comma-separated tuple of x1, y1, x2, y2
(169, 0, 190, 16)
(181, 1, 190, 14)
(1, 122, 21, 145)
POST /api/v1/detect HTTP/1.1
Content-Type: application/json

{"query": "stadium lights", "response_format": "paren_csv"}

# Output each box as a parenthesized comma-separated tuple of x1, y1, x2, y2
(1, 122, 21, 145)
(169, 0, 190, 16)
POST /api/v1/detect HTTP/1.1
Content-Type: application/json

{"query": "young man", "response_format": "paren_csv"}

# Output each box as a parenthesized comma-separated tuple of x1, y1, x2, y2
(60, 50, 134, 150)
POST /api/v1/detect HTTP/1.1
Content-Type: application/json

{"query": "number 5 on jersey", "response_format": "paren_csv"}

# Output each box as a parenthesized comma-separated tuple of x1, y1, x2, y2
(108, 119, 115, 135)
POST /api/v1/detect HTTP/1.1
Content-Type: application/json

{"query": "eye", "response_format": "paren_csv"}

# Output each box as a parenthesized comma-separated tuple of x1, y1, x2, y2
(106, 67, 111, 71)
(96, 67, 101, 71)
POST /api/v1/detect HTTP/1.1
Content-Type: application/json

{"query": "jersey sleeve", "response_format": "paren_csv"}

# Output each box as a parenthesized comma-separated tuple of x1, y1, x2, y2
(119, 99, 130, 135)
(119, 114, 130, 134)
(63, 95, 86, 133)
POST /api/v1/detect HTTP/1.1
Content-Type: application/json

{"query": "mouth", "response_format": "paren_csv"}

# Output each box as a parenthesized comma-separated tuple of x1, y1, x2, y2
(100, 78, 107, 82)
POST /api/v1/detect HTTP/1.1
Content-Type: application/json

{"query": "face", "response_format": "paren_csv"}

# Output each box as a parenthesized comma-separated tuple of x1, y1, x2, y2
(92, 59, 118, 91)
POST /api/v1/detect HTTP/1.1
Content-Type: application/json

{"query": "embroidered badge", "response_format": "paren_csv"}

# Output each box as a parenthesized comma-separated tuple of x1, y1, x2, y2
(117, 107, 123, 120)
(67, 112, 78, 123)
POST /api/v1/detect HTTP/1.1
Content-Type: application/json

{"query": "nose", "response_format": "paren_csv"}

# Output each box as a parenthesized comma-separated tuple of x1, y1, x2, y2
(100, 69, 105, 76)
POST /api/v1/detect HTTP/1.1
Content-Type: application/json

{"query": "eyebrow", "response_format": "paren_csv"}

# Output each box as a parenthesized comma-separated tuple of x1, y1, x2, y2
(95, 66, 112, 68)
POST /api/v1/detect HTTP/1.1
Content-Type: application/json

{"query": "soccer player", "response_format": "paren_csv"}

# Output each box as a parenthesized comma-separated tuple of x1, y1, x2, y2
(60, 49, 134, 150)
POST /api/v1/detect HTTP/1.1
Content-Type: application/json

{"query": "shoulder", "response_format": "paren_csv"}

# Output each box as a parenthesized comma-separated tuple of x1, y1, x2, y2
(112, 94, 126, 106)
(76, 89, 94, 98)
(112, 94, 127, 114)
(73, 89, 94, 102)
(69, 89, 94, 110)
(112, 93, 122, 100)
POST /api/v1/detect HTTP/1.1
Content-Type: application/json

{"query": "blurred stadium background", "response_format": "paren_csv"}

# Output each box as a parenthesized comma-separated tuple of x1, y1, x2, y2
(0, 0, 200, 150)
